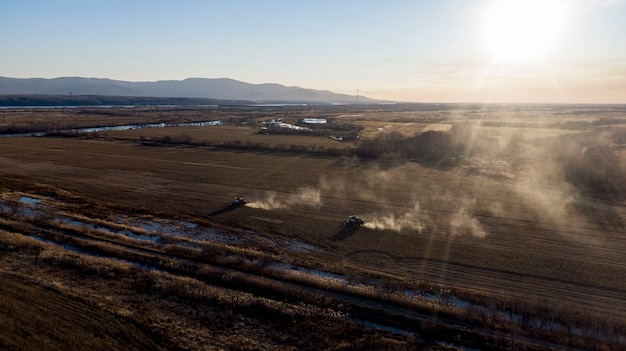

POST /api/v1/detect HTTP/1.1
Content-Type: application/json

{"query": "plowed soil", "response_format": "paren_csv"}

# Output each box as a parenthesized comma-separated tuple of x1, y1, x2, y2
(0, 273, 164, 351)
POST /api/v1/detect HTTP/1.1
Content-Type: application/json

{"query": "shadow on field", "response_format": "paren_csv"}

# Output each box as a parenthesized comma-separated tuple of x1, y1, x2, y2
(208, 205, 240, 216)
(331, 226, 360, 241)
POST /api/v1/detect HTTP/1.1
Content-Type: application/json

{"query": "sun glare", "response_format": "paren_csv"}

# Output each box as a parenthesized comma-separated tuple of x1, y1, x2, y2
(483, 0, 567, 63)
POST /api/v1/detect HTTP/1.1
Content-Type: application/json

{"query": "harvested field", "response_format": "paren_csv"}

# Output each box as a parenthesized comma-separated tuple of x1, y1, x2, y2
(1, 104, 626, 350)
(0, 271, 165, 351)
(3, 136, 625, 305)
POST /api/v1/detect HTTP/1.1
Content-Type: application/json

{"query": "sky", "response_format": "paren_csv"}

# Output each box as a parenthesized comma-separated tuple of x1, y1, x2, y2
(2, 0, 625, 103)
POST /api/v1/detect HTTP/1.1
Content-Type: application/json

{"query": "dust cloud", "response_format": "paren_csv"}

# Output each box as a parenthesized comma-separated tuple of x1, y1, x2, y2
(470, 122, 625, 246)
(319, 167, 491, 237)
(247, 187, 321, 210)
(364, 203, 425, 232)
(254, 121, 625, 241)
(512, 160, 605, 246)
(450, 207, 487, 238)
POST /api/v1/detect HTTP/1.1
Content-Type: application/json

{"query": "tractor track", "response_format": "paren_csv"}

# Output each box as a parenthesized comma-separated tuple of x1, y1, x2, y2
(342, 249, 626, 317)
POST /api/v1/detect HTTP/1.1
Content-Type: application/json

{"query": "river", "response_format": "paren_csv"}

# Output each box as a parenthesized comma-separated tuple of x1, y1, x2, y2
(0, 120, 223, 138)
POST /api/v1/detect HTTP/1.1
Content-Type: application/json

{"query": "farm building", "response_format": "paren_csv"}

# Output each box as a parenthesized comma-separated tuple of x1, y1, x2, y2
(303, 118, 327, 124)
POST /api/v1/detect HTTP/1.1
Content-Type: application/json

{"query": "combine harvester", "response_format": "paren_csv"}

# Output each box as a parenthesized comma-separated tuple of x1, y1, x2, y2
(342, 215, 364, 226)
(229, 196, 247, 207)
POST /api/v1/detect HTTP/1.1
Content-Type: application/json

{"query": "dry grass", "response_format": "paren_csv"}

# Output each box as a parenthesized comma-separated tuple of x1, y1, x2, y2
(0, 229, 436, 351)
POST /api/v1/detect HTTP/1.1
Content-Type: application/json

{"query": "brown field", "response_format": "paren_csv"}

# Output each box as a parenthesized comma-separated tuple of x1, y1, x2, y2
(1, 104, 626, 350)
(109, 124, 349, 149)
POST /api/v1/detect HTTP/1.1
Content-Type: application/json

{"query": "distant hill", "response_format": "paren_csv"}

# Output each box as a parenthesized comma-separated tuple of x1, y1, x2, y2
(0, 76, 383, 105)
(0, 94, 250, 107)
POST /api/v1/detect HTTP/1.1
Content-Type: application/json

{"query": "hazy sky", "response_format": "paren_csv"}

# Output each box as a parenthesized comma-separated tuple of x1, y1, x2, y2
(2, 0, 625, 103)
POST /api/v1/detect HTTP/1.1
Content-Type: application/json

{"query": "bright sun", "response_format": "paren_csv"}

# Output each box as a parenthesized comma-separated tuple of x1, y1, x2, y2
(483, 0, 567, 63)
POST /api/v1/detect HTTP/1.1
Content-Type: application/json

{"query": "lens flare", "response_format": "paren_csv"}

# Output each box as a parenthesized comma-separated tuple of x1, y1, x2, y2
(483, 0, 567, 63)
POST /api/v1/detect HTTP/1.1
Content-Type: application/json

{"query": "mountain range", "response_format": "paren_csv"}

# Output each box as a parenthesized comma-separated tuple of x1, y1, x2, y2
(0, 76, 382, 104)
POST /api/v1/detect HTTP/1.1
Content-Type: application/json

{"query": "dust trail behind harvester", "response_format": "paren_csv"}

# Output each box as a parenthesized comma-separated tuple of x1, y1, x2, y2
(247, 187, 321, 210)
(364, 203, 425, 232)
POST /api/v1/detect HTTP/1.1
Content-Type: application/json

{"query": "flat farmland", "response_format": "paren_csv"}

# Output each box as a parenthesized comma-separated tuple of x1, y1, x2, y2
(107, 124, 350, 149)
(2, 135, 626, 310)
(2, 105, 626, 350)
